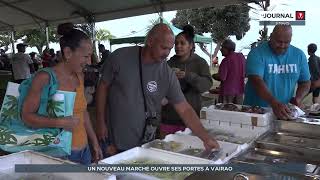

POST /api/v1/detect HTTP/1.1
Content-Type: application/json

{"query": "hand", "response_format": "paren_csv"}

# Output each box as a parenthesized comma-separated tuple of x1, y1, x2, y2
(176, 71, 186, 79)
(91, 142, 103, 163)
(290, 97, 303, 107)
(203, 137, 220, 151)
(62, 116, 79, 131)
(270, 100, 291, 120)
(96, 122, 108, 142)
(106, 144, 118, 156)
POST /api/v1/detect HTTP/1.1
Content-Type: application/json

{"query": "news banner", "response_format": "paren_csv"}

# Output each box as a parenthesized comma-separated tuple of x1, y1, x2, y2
(14, 164, 308, 174)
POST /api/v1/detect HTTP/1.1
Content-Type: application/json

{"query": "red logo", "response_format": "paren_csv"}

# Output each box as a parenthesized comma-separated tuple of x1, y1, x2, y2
(295, 11, 305, 20)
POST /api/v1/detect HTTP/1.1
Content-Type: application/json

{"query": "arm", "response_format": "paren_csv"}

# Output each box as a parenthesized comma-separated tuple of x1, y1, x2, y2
(293, 52, 311, 106)
(84, 110, 102, 162)
(294, 80, 310, 105)
(211, 73, 221, 81)
(174, 101, 219, 149)
(95, 80, 109, 141)
(249, 75, 290, 119)
(21, 72, 78, 129)
(26, 55, 35, 73)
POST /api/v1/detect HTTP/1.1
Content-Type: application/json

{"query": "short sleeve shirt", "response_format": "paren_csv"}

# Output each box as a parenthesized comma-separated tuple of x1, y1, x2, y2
(101, 46, 185, 150)
(11, 52, 33, 80)
(244, 42, 310, 107)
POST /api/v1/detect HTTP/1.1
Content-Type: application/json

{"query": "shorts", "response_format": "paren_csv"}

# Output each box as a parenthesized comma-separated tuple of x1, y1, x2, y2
(66, 145, 92, 165)
(311, 88, 320, 97)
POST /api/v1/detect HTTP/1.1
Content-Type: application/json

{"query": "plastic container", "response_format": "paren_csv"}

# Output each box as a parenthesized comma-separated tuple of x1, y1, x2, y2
(200, 105, 275, 127)
(0, 151, 115, 180)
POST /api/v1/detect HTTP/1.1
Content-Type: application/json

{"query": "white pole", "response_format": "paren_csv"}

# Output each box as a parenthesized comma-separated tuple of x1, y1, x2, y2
(10, 31, 15, 54)
(45, 26, 49, 49)
(210, 42, 213, 69)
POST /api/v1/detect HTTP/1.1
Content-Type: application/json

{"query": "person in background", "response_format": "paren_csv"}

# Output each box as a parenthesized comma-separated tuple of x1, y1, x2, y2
(212, 39, 245, 104)
(29, 52, 42, 72)
(11, 43, 35, 83)
(307, 43, 320, 104)
(42, 49, 51, 68)
(98, 44, 110, 67)
(243, 24, 310, 119)
(21, 23, 102, 165)
(49, 48, 58, 67)
(160, 25, 212, 137)
(96, 23, 219, 157)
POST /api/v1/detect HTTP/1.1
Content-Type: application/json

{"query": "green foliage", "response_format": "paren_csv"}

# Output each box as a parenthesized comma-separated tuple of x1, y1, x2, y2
(0, 32, 23, 52)
(17, 26, 58, 54)
(77, 24, 115, 42)
(96, 29, 115, 43)
(172, 4, 251, 43)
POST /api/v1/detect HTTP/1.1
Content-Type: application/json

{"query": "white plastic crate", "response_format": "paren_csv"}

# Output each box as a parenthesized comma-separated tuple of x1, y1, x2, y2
(99, 147, 212, 165)
(0, 151, 115, 180)
(176, 120, 269, 145)
(200, 105, 275, 127)
(99, 147, 209, 180)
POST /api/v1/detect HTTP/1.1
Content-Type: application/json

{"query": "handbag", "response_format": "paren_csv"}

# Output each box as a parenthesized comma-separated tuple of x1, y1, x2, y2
(0, 68, 75, 157)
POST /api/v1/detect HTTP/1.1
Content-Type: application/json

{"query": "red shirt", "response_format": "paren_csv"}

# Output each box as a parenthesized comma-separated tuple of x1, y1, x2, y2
(219, 52, 246, 96)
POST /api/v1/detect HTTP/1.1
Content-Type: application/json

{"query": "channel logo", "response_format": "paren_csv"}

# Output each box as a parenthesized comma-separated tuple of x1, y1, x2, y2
(295, 11, 305, 20)
(259, 10, 306, 26)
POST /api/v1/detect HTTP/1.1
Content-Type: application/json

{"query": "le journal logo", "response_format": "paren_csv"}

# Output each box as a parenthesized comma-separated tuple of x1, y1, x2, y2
(260, 11, 305, 21)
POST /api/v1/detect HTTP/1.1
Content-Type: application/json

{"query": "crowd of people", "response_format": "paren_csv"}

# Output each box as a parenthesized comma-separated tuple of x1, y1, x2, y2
(0, 22, 319, 165)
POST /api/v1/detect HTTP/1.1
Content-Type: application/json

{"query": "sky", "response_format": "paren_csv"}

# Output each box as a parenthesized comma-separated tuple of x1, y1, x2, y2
(23, 0, 320, 64)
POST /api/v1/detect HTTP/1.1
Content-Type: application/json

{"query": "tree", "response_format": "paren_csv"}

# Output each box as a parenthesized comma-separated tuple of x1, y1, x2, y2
(0, 32, 23, 52)
(96, 29, 115, 44)
(17, 26, 58, 54)
(172, 4, 251, 61)
(0, 32, 11, 52)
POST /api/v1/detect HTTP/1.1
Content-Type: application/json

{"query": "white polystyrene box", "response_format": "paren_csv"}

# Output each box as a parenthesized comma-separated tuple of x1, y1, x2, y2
(0, 151, 115, 180)
(200, 105, 276, 127)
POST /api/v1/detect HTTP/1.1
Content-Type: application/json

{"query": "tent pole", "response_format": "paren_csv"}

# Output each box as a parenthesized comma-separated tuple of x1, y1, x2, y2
(45, 23, 50, 49)
(10, 31, 15, 54)
(210, 42, 213, 69)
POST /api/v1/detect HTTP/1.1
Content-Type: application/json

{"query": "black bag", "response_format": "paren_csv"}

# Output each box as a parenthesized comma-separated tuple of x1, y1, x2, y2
(138, 47, 159, 144)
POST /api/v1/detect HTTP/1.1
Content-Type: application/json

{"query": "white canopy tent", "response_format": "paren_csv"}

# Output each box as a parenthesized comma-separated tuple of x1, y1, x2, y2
(0, 0, 258, 31)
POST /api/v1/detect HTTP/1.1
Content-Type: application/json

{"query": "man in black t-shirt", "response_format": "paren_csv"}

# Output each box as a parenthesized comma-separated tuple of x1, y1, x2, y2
(308, 43, 320, 103)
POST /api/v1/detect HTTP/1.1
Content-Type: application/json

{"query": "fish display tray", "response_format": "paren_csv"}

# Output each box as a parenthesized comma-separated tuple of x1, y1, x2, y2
(0, 151, 115, 180)
(99, 147, 212, 165)
(99, 147, 210, 180)
(200, 104, 275, 127)
(142, 134, 244, 164)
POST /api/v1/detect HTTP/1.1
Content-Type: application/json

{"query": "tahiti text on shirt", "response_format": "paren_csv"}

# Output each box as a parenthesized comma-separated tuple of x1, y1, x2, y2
(268, 64, 297, 74)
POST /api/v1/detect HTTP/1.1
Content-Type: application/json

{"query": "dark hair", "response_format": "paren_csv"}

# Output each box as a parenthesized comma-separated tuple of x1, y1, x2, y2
(57, 23, 90, 56)
(177, 25, 195, 45)
(29, 52, 36, 57)
(308, 43, 317, 54)
(98, 44, 105, 49)
(222, 39, 236, 52)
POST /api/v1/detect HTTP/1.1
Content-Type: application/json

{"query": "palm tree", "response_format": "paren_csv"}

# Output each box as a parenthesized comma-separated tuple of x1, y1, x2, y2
(96, 29, 115, 44)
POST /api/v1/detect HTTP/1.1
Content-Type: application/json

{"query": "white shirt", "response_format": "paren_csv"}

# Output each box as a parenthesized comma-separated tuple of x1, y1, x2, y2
(11, 52, 33, 80)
